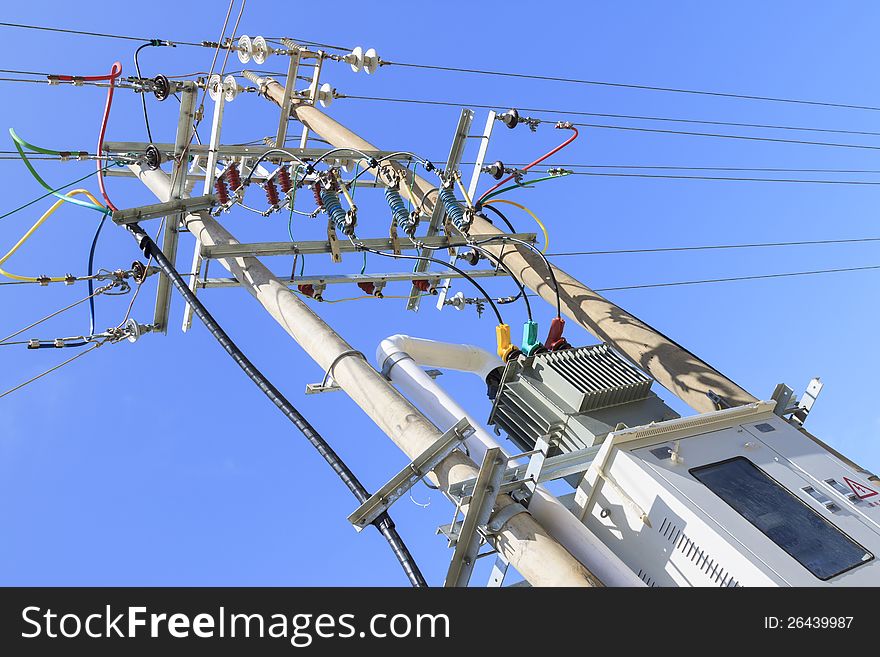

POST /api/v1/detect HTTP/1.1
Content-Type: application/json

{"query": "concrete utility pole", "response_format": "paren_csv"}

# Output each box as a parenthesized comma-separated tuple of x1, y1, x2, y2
(129, 165, 601, 587)
(249, 74, 756, 414)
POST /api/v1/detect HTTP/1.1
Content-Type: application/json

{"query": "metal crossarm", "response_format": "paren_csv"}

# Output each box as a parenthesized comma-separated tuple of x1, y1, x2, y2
(447, 444, 602, 500)
(347, 417, 475, 531)
(406, 109, 474, 311)
(200, 233, 535, 259)
(111, 195, 216, 225)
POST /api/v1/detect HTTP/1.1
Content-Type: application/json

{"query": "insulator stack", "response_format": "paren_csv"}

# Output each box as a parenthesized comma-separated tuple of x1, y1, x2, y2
(312, 185, 324, 209)
(438, 186, 467, 231)
(385, 187, 418, 235)
(413, 279, 431, 292)
(214, 178, 230, 204)
(357, 282, 376, 295)
(225, 163, 242, 191)
(264, 179, 280, 206)
(319, 188, 348, 232)
(277, 166, 293, 194)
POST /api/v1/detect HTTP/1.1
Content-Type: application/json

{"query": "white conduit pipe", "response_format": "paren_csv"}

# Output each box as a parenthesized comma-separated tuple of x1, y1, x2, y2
(377, 335, 643, 587)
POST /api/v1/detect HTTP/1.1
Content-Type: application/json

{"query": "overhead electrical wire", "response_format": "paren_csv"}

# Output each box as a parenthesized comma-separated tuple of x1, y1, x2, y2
(342, 96, 880, 152)
(586, 264, 880, 293)
(7, 21, 880, 114)
(0, 341, 108, 400)
(546, 236, 880, 258)
(378, 61, 880, 113)
(125, 223, 426, 587)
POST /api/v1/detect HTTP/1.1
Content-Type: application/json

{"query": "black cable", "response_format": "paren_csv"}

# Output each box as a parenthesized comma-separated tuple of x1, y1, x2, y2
(0, 21, 201, 46)
(380, 61, 880, 113)
(342, 96, 880, 152)
(134, 43, 157, 143)
(479, 204, 517, 233)
(465, 244, 531, 319)
(547, 237, 880, 258)
(125, 223, 427, 588)
(479, 205, 561, 318)
(354, 241, 505, 325)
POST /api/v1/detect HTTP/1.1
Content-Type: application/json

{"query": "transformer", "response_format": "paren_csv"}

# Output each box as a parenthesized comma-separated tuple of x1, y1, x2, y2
(486, 343, 880, 586)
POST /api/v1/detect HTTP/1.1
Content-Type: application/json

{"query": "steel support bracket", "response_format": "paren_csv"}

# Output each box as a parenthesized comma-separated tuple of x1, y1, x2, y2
(444, 447, 507, 587)
(347, 417, 475, 532)
(406, 109, 473, 311)
(327, 220, 342, 263)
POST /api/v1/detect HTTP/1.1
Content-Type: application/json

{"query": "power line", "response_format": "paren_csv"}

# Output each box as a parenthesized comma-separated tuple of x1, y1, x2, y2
(495, 164, 880, 174)
(560, 171, 880, 185)
(342, 96, 880, 151)
(380, 61, 880, 113)
(585, 264, 880, 293)
(546, 237, 880, 257)
(346, 94, 880, 138)
(0, 341, 106, 400)
(0, 21, 201, 46)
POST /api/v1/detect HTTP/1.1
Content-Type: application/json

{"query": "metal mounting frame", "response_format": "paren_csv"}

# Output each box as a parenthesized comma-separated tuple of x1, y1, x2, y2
(437, 110, 496, 310)
(199, 233, 534, 260)
(275, 49, 301, 148)
(347, 417, 475, 532)
(198, 267, 511, 289)
(406, 109, 474, 311)
(182, 90, 226, 332)
(104, 142, 416, 163)
(447, 443, 602, 501)
(444, 447, 506, 587)
(152, 82, 197, 333)
(111, 195, 215, 225)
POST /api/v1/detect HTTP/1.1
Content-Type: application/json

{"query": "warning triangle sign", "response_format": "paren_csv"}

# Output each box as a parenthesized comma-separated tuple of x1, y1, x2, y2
(843, 476, 879, 500)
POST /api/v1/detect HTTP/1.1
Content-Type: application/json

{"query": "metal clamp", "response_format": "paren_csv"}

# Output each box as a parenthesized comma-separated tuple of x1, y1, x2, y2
(306, 349, 366, 395)
(380, 351, 413, 379)
(485, 502, 529, 535)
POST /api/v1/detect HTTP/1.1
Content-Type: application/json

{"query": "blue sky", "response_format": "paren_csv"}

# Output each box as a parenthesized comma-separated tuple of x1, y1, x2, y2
(2, 1, 880, 586)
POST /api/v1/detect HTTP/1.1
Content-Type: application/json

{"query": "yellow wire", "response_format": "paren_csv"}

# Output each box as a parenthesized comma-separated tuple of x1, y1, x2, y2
(0, 189, 106, 282)
(482, 198, 549, 253)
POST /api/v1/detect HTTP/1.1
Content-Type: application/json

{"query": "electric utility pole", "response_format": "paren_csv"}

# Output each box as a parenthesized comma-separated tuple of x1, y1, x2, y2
(246, 73, 756, 414)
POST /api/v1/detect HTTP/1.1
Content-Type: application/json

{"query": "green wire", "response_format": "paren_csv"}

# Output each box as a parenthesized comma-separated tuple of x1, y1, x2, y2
(0, 166, 111, 221)
(9, 129, 109, 213)
(480, 171, 572, 205)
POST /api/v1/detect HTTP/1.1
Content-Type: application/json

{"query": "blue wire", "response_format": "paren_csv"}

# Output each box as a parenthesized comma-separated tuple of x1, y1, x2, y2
(35, 214, 107, 349)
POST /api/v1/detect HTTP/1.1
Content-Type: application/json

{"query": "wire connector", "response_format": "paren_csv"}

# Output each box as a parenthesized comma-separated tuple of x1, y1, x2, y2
(520, 320, 543, 356)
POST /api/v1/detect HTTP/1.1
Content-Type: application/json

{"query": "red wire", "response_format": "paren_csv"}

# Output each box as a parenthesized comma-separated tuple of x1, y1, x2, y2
(95, 62, 123, 213)
(50, 71, 122, 82)
(476, 126, 579, 206)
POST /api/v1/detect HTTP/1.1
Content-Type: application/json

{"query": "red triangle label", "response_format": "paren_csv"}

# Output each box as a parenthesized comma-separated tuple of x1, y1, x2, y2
(843, 476, 878, 500)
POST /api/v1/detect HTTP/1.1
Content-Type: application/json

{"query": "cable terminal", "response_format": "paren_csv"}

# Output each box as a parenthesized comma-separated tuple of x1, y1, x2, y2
(496, 323, 520, 361)
(521, 320, 543, 356)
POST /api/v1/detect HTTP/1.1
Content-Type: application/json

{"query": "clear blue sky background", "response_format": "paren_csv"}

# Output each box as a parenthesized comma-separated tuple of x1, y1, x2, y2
(2, 1, 879, 586)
